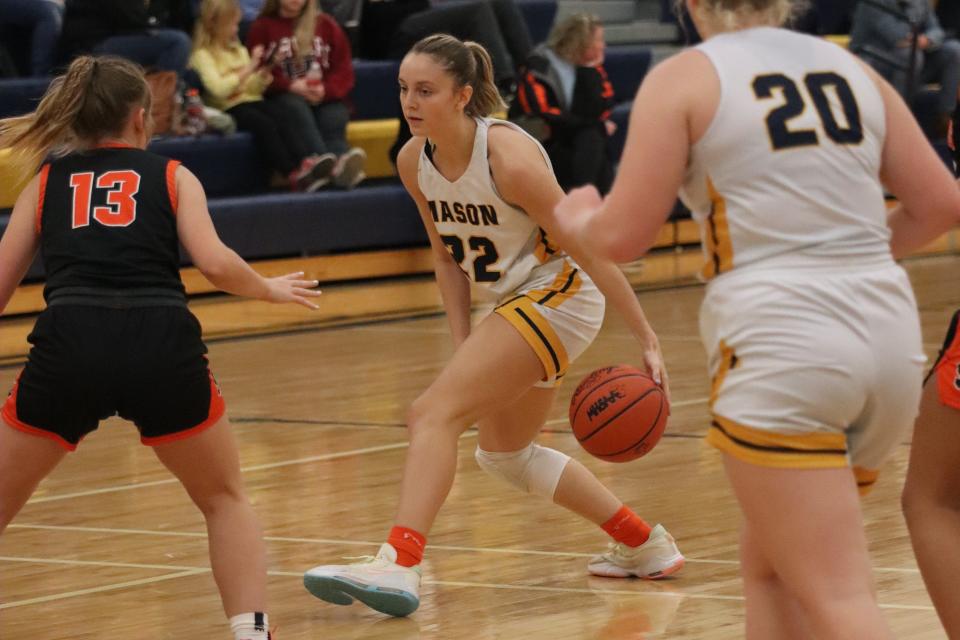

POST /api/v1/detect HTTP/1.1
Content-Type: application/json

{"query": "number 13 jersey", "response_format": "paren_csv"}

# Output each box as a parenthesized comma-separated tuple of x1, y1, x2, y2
(38, 145, 185, 301)
(418, 117, 569, 299)
(679, 27, 893, 281)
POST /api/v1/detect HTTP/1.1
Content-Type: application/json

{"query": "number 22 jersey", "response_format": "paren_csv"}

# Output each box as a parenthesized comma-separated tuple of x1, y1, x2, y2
(417, 117, 571, 299)
(679, 27, 893, 281)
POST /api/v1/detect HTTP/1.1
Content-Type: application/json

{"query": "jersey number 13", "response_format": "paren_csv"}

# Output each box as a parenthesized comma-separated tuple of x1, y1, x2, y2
(69, 170, 141, 229)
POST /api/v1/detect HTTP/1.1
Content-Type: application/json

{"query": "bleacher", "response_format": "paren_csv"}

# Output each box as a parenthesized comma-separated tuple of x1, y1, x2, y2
(0, 0, 663, 286)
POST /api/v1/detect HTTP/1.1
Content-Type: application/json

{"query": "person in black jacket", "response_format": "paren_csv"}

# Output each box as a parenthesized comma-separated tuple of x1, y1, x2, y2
(60, 0, 195, 75)
(510, 13, 615, 193)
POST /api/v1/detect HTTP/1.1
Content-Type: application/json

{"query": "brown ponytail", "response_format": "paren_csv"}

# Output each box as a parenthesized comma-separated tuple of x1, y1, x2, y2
(463, 41, 504, 118)
(410, 34, 506, 118)
(0, 56, 149, 177)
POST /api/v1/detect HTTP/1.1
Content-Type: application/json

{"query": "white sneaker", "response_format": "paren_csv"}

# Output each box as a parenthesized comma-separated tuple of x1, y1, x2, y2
(332, 147, 367, 189)
(588, 524, 685, 579)
(303, 543, 421, 617)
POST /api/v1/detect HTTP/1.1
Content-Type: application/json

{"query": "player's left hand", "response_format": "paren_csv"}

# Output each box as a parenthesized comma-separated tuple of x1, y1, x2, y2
(639, 333, 671, 410)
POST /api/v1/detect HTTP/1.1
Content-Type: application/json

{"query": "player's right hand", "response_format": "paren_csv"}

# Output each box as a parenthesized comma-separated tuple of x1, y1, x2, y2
(264, 272, 321, 309)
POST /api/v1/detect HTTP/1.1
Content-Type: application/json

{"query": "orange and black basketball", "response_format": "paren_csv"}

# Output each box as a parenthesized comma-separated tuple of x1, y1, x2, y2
(569, 365, 668, 463)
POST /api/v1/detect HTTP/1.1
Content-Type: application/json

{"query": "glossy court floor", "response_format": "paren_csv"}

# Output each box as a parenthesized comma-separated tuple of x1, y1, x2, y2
(0, 254, 957, 639)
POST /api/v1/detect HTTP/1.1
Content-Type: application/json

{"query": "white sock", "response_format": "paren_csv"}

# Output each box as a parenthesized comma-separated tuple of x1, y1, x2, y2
(230, 612, 269, 640)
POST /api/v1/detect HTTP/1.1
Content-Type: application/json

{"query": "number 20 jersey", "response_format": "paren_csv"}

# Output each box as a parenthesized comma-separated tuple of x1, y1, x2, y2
(679, 27, 893, 281)
(418, 118, 568, 299)
(38, 146, 185, 300)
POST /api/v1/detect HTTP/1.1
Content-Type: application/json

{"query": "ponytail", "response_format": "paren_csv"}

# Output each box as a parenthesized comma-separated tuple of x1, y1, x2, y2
(410, 34, 506, 119)
(463, 41, 505, 118)
(674, 0, 800, 31)
(0, 56, 149, 178)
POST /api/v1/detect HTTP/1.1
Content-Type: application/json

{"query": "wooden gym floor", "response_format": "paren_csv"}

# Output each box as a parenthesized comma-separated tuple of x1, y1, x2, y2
(0, 253, 957, 639)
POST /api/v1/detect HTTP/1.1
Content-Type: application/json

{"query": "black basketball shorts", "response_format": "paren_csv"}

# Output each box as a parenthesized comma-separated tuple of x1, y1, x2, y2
(1, 305, 225, 451)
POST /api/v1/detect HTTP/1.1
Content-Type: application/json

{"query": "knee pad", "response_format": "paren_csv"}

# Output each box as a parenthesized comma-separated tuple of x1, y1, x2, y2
(474, 444, 571, 500)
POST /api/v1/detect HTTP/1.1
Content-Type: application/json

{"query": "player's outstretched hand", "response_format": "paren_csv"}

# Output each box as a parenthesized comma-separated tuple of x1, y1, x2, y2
(639, 333, 671, 410)
(264, 271, 321, 309)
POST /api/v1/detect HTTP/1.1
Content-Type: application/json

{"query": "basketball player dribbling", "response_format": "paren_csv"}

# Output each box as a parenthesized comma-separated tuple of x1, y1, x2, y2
(302, 34, 684, 617)
(547, 0, 960, 637)
(900, 98, 960, 637)
(0, 56, 321, 640)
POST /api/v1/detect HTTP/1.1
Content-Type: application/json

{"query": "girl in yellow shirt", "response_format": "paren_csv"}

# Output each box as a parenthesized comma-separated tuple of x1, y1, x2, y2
(191, 0, 335, 191)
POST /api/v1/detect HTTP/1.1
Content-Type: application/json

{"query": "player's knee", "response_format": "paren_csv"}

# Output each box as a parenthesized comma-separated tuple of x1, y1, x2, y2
(188, 479, 246, 517)
(474, 444, 570, 499)
(902, 482, 960, 524)
(406, 396, 469, 440)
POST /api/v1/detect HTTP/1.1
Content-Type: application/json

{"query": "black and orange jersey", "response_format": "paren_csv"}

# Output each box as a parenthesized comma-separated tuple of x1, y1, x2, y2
(510, 44, 614, 134)
(36, 145, 185, 301)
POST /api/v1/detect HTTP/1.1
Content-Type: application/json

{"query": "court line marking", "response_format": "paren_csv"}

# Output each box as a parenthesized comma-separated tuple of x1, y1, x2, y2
(346, 324, 707, 344)
(7, 523, 921, 575)
(0, 566, 206, 610)
(0, 555, 933, 612)
(544, 396, 708, 426)
(232, 395, 710, 431)
(26, 434, 478, 505)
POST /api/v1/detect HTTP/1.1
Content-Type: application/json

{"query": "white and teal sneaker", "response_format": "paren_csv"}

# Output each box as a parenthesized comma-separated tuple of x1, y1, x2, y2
(588, 524, 685, 579)
(303, 543, 421, 617)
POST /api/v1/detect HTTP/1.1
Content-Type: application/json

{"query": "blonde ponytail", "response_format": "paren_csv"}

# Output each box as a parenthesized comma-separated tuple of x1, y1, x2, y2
(0, 56, 149, 178)
(463, 41, 505, 118)
(674, 0, 802, 31)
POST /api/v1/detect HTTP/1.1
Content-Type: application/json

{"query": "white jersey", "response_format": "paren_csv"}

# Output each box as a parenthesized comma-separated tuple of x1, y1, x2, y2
(417, 117, 567, 299)
(679, 27, 894, 281)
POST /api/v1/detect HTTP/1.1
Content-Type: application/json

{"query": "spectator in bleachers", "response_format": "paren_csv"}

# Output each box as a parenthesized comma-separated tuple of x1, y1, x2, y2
(247, 0, 366, 189)
(60, 0, 194, 77)
(339, 0, 532, 92)
(191, 0, 335, 191)
(0, 0, 63, 76)
(850, 0, 960, 133)
(510, 13, 615, 194)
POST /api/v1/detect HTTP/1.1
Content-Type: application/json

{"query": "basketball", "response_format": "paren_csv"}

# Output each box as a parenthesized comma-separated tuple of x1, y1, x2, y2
(569, 365, 668, 463)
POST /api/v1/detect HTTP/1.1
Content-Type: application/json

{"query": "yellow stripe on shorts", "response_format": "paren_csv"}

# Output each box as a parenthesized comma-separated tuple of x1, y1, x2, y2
(710, 340, 738, 409)
(495, 296, 569, 380)
(707, 415, 849, 469)
(529, 260, 582, 309)
(853, 466, 879, 496)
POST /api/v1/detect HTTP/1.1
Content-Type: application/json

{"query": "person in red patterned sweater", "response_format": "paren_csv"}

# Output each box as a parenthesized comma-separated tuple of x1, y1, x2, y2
(247, 0, 366, 189)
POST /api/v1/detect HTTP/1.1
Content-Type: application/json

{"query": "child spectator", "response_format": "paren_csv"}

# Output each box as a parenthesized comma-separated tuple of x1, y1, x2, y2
(247, 0, 366, 189)
(191, 0, 334, 191)
(510, 13, 615, 193)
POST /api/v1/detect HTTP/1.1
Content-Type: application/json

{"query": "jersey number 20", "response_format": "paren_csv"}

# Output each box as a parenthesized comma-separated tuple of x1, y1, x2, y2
(753, 72, 863, 150)
(69, 170, 141, 229)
